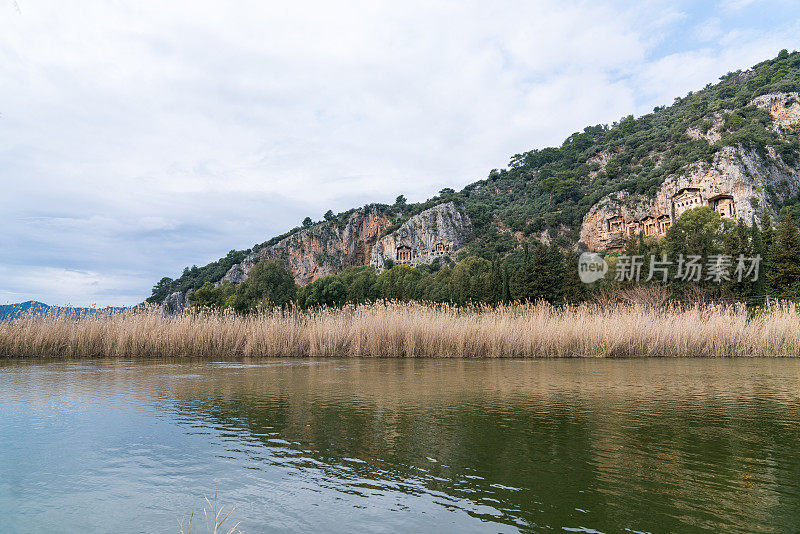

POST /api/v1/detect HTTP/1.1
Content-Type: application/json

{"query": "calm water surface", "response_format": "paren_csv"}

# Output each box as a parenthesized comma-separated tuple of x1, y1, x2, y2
(1, 358, 799, 533)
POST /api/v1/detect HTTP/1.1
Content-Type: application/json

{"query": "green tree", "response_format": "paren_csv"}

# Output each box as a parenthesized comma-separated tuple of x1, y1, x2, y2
(302, 217, 313, 228)
(450, 256, 492, 305)
(511, 243, 535, 301)
(722, 218, 750, 298)
(230, 260, 297, 313)
(501, 264, 512, 303)
(768, 213, 800, 298)
(148, 277, 174, 303)
(489, 260, 503, 304)
(750, 215, 765, 296)
(340, 267, 379, 304)
(562, 252, 585, 304)
(664, 207, 728, 294)
(323, 210, 335, 221)
(760, 211, 774, 291)
(543, 244, 565, 303)
(190, 281, 236, 310)
(298, 276, 347, 308)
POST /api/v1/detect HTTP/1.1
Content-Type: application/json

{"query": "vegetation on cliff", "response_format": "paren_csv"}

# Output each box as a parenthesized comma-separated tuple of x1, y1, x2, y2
(188, 206, 800, 312)
(149, 50, 800, 305)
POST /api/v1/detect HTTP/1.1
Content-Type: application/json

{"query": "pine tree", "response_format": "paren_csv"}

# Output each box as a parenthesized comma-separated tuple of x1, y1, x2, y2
(512, 242, 536, 302)
(562, 252, 586, 304)
(529, 243, 550, 301)
(750, 215, 765, 296)
(760, 211, 774, 293)
(489, 260, 503, 305)
(545, 244, 565, 303)
(502, 264, 512, 303)
(722, 219, 748, 298)
(768, 213, 800, 298)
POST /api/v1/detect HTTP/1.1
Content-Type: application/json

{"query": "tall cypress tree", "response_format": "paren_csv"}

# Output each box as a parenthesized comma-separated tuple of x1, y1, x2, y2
(512, 242, 536, 302)
(760, 211, 774, 293)
(562, 252, 586, 304)
(489, 259, 503, 305)
(529, 243, 550, 301)
(723, 218, 750, 298)
(545, 244, 565, 303)
(750, 215, 765, 297)
(768, 213, 800, 298)
(502, 264, 512, 303)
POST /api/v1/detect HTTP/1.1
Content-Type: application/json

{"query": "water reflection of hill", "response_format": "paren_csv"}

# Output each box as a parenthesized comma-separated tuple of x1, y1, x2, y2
(157, 359, 800, 534)
(2, 359, 799, 533)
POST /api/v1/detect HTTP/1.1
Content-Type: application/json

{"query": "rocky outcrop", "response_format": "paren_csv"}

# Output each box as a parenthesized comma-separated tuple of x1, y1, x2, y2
(370, 202, 471, 271)
(163, 290, 189, 313)
(580, 144, 800, 251)
(752, 92, 800, 130)
(579, 92, 800, 252)
(221, 206, 393, 286)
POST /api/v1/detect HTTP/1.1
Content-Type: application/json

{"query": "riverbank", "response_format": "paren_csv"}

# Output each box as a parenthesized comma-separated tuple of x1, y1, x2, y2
(1, 301, 799, 358)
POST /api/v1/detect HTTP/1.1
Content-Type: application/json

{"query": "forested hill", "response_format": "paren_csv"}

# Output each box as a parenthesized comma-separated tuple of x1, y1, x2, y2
(148, 49, 800, 304)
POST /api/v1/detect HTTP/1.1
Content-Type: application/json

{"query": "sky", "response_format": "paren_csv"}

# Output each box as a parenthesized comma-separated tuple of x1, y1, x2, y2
(2, 0, 800, 306)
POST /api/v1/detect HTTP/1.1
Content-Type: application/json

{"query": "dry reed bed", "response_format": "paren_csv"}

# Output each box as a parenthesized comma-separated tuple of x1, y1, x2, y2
(1, 301, 800, 358)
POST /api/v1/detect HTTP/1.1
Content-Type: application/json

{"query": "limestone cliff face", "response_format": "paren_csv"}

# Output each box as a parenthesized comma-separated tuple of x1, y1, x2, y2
(370, 202, 471, 271)
(752, 92, 800, 129)
(579, 92, 800, 252)
(163, 290, 190, 313)
(222, 206, 393, 287)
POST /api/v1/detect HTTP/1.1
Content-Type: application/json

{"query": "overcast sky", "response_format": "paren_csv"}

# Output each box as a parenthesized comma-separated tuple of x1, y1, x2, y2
(2, 0, 800, 306)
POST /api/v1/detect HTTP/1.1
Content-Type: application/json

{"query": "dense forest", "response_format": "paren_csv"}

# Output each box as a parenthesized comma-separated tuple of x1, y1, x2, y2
(150, 50, 800, 308)
(187, 206, 800, 312)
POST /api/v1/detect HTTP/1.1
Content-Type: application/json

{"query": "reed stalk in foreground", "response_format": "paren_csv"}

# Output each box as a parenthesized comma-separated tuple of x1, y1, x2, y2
(178, 485, 241, 534)
(1, 301, 800, 358)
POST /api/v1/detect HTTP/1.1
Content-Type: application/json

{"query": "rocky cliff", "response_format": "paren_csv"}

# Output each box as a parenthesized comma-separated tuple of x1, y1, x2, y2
(157, 202, 473, 310)
(369, 202, 471, 271)
(579, 92, 800, 252)
(150, 51, 800, 307)
(221, 206, 394, 287)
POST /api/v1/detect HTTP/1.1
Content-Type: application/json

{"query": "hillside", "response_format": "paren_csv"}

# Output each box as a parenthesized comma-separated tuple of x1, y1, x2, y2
(148, 50, 800, 306)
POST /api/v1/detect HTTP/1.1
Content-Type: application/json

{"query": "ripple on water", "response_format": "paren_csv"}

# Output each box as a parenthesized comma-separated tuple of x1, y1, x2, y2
(0, 358, 799, 533)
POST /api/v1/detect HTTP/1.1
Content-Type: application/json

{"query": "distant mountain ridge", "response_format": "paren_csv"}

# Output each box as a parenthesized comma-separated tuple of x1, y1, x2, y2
(148, 50, 800, 306)
(0, 301, 127, 321)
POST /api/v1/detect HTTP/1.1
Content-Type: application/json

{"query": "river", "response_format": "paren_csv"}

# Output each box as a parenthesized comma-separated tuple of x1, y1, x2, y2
(1, 358, 798, 533)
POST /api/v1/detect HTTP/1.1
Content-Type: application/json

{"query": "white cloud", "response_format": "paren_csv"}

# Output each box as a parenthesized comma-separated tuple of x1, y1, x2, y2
(0, 0, 799, 306)
(720, 0, 763, 11)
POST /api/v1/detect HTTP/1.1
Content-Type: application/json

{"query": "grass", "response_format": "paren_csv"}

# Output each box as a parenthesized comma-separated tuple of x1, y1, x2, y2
(1, 300, 800, 359)
(178, 485, 241, 534)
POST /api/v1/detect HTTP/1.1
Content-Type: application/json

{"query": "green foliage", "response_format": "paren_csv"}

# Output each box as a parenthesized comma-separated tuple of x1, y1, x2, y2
(149, 277, 174, 303)
(562, 252, 585, 304)
(191, 281, 236, 310)
(457, 50, 800, 259)
(147, 250, 248, 303)
(298, 276, 348, 308)
(449, 256, 493, 305)
(509, 242, 565, 303)
(149, 50, 800, 306)
(229, 260, 297, 313)
(768, 213, 800, 298)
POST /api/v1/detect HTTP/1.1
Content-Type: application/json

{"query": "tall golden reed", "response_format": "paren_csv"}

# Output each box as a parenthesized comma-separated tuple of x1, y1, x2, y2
(1, 301, 799, 358)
